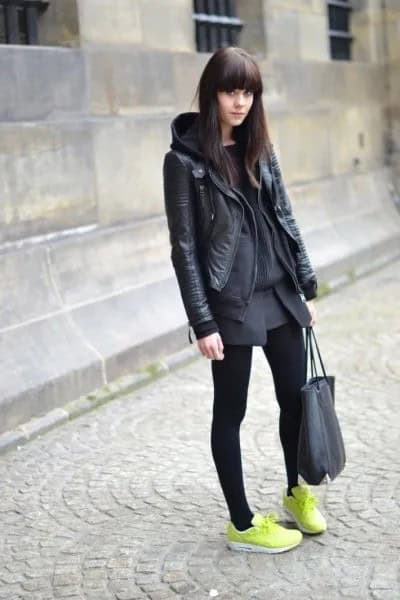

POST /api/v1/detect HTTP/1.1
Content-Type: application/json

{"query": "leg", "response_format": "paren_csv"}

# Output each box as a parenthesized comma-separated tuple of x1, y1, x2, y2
(262, 320, 306, 494)
(210, 344, 254, 530)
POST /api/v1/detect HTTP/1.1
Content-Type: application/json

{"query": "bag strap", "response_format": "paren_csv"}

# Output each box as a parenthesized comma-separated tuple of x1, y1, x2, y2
(304, 326, 310, 382)
(310, 327, 328, 379)
(307, 327, 318, 381)
(304, 326, 328, 385)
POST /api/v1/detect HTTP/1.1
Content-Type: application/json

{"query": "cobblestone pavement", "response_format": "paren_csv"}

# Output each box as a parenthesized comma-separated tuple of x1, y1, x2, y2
(0, 260, 399, 600)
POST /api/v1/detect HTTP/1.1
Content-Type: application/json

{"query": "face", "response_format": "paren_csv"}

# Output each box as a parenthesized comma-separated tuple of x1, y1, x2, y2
(217, 88, 254, 129)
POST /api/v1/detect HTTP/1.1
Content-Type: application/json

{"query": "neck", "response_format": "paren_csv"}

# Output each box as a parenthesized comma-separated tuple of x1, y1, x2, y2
(220, 120, 234, 146)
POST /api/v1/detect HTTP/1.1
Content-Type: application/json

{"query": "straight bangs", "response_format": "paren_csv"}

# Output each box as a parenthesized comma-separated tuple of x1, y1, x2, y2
(216, 54, 263, 96)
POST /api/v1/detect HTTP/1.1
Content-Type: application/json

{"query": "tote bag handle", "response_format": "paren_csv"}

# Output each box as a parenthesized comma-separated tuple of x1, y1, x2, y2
(305, 326, 328, 386)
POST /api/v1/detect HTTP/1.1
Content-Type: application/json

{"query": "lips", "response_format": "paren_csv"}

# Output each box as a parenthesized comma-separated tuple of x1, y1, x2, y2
(231, 113, 245, 116)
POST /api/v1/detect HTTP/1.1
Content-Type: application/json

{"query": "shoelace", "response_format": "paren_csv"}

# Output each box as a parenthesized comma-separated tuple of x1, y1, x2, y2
(259, 512, 280, 531)
(296, 491, 319, 512)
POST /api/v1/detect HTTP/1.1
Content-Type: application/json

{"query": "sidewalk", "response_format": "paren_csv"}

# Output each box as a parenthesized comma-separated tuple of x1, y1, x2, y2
(0, 260, 399, 600)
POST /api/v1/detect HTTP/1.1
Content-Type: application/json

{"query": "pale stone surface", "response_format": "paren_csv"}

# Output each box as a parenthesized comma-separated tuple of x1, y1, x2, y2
(0, 46, 87, 122)
(77, 0, 193, 51)
(298, 13, 329, 62)
(0, 121, 96, 243)
(87, 48, 175, 115)
(329, 105, 385, 175)
(91, 114, 171, 224)
(0, 260, 399, 599)
(77, 0, 142, 46)
(39, 0, 80, 48)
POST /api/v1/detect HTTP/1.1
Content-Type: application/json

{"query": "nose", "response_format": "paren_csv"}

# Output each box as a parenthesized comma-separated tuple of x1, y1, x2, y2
(234, 93, 247, 106)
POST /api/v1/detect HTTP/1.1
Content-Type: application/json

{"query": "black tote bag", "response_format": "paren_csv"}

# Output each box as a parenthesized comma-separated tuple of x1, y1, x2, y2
(297, 327, 346, 485)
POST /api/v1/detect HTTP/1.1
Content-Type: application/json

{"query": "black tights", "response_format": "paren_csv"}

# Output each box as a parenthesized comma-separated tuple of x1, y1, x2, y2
(210, 320, 306, 530)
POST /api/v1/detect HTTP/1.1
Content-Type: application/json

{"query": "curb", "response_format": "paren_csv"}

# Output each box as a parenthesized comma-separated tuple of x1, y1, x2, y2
(0, 345, 199, 457)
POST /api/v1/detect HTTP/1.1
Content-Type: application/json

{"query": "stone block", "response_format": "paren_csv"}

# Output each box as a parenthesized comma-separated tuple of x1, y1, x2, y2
(71, 277, 187, 381)
(91, 114, 172, 225)
(0, 312, 103, 435)
(77, 0, 142, 45)
(329, 105, 385, 175)
(288, 167, 400, 284)
(87, 48, 175, 115)
(341, 63, 385, 106)
(266, 61, 330, 108)
(172, 52, 209, 111)
(0, 246, 61, 330)
(139, 0, 194, 52)
(265, 12, 300, 62)
(49, 217, 171, 306)
(272, 108, 332, 183)
(77, 0, 194, 51)
(39, 0, 80, 48)
(298, 13, 329, 62)
(0, 120, 96, 243)
(268, 0, 325, 14)
(0, 47, 87, 122)
(237, 0, 267, 57)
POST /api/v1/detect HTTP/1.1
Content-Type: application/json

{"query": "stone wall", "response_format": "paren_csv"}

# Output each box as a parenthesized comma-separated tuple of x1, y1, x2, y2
(0, 0, 399, 436)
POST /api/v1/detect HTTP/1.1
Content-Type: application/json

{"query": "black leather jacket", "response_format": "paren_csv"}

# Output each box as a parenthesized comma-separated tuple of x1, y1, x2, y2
(163, 112, 317, 342)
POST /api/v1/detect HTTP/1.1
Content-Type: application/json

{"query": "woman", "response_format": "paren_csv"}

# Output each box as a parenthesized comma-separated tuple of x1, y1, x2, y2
(163, 47, 326, 553)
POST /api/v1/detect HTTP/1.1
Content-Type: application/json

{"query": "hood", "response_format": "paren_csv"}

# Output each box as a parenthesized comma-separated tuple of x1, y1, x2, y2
(169, 111, 204, 160)
(168, 111, 271, 192)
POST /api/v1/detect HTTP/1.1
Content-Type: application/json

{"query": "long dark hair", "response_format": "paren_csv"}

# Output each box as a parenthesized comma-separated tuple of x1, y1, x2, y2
(192, 46, 272, 189)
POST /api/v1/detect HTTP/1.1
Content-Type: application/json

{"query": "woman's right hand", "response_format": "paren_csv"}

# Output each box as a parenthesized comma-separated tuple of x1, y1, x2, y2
(198, 332, 225, 360)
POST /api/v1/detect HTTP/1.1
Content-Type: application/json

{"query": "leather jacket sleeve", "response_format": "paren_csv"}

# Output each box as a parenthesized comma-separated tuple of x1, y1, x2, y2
(270, 148, 318, 301)
(163, 150, 219, 332)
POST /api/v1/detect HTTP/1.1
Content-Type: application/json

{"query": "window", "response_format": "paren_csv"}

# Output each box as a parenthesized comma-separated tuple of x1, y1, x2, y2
(0, 0, 49, 45)
(327, 0, 353, 60)
(193, 0, 243, 53)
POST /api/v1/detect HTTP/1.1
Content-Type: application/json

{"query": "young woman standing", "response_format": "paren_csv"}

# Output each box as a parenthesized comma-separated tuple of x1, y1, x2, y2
(163, 47, 327, 553)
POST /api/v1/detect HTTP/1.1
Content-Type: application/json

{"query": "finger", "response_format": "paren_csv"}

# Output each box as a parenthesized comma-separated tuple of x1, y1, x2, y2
(206, 344, 216, 360)
(212, 344, 220, 360)
(217, 337, 224, 359)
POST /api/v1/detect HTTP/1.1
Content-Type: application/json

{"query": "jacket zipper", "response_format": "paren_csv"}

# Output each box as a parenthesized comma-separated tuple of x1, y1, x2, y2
(198, 181, 215, 237)
(207, 169, 244, 289)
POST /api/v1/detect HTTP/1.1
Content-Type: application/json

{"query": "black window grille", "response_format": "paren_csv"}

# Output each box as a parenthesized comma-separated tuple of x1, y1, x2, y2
(193, 0, 243, 53)
(0, 0, 49, 45)
(327, 0, 353, 60)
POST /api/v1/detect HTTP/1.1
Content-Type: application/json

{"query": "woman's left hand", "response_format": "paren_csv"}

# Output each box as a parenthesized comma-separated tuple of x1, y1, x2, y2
(306, 300, 317, 327)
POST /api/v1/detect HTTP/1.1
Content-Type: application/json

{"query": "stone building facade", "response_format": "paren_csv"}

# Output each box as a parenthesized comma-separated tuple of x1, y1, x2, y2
(0, 0, 399, 435)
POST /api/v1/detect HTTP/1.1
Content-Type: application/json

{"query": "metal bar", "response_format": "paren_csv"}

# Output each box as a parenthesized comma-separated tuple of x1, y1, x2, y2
(5, 4, 19, 43)
(0, 7, 5, 43)
(0, 1, 48, 7)
(328, 29, 353, 39)
(226, 0, 236, 17)
(26, 4, 38, 44)
(193, 14, 243, 26)
(327, 0, 352, 9)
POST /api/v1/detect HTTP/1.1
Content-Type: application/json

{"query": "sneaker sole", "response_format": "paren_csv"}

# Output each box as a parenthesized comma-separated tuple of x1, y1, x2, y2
(283, 506, 326, 535)
(227, 540, 301, 554)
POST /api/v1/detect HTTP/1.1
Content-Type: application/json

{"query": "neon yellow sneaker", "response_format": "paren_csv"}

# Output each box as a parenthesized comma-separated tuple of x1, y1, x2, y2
(282, 484, 327, 534)
(227, 512, 302, 553)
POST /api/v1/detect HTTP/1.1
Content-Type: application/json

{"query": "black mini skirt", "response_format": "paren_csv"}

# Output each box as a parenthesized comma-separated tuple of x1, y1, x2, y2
(214, 274, 311, 346)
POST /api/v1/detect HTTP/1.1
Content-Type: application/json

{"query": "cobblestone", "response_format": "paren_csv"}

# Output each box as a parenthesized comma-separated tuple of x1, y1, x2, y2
(0, 260, 399, 599)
